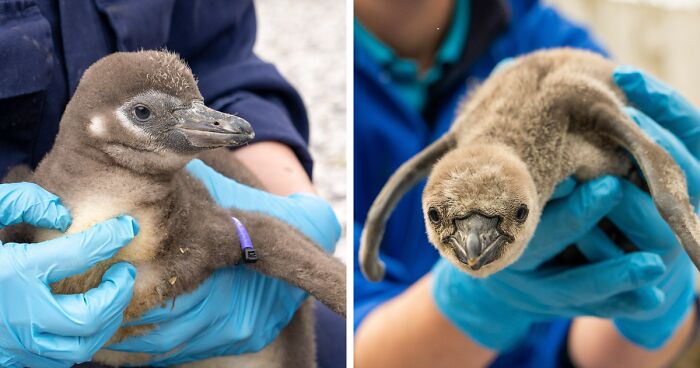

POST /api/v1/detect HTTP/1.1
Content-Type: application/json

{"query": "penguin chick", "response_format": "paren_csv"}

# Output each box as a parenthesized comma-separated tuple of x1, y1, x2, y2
(1, 50, 344, 367)
(360, 48, 700, 280)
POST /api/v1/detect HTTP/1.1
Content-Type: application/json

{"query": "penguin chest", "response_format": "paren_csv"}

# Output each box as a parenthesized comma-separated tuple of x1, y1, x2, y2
(34, 193, 166, 263)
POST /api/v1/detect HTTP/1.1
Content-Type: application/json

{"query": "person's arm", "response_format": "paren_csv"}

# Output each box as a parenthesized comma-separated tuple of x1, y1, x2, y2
(232, 142, 315, 195)
(355, 275, 495, 368)
(570, 312, 696, 368)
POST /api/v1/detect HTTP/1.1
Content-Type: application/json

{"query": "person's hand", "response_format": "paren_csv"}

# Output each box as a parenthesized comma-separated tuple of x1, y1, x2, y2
(592, 66, 700, 349)
(109, 159, 341, 366)
(432, 175, 667, 351)
(0, 183, 138, 367)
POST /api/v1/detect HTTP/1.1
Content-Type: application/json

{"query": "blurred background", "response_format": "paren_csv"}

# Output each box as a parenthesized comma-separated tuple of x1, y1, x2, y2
(546, 0, 700, 106)
(255, 0, 347, 261)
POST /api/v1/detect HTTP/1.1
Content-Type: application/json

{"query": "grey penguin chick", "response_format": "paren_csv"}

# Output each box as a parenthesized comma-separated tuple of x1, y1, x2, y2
(0, 50, 345, 367)
(360, 48, 700, 280)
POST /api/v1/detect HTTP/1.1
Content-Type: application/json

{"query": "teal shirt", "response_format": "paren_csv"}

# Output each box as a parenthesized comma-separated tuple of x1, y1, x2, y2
(354, 0, 470, 110)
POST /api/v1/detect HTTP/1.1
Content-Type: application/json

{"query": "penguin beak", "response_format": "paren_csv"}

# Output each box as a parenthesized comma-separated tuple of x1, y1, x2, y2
(175, 102, 255, 148)
(444, 213, 512, 270)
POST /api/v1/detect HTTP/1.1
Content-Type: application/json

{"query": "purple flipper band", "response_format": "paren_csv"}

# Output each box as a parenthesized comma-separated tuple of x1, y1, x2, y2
(231, 216, 257, 263)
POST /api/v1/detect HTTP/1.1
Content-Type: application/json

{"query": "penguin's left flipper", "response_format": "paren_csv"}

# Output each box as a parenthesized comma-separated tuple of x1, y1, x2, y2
(558, 75, 700, 272)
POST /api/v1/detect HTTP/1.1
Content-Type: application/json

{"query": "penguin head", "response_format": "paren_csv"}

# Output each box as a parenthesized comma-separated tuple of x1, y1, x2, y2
(61, 50, 254, 173)
(422, 144, 540, 277)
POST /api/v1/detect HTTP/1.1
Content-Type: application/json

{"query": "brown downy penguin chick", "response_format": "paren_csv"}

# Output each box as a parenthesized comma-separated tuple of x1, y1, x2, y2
(360, 48, 700, 280)
(0, 50, 344, 367)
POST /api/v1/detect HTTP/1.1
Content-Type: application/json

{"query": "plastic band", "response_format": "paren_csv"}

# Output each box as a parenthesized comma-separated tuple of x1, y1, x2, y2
(231, 216, 257, 263)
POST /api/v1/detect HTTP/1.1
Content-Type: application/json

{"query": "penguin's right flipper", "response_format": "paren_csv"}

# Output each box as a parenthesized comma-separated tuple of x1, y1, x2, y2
(359, 133, 456, 282)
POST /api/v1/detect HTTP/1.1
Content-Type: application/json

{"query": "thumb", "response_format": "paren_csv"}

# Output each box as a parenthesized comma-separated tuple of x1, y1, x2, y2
(516, 176, 622, 270)
(287, 193, 341, 252)
(14, 215, 139, 283)
(186, 159, 262, 208)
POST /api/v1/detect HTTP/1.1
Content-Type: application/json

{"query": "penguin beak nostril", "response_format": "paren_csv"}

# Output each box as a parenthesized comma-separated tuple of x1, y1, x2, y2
(174, 103, 255, 148)
(446, 213, 512, 270)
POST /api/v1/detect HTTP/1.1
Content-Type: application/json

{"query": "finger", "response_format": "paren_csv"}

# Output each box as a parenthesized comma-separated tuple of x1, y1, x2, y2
(576, 227, 624, 263)
(517, 176, 622, 270)
(0, 183, 71, 231)
(286, 193, 341, 251)
(613, 66, 700, 156)
(615, 279, 695, 349)
(550, 177, 577, 200)
(580, 286, 664, 319)
(40, 263, 136, 337)
(541, 252, 665, 306)
(124, 275, 216, 327)
(110, 271, 226, 352)
(30, 318, 123, 363)
(607, 180, 680, 257)
(187, 159, 290, 213)
(625, 107, 700, 199)
(20, 215, 138, 283)
(110, 307, 209, 355)
(186, 159, 254, 209)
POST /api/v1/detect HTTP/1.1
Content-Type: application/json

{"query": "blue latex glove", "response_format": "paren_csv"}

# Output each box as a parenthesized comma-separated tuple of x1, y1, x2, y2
(591, 67, 700, 349)
(0, 183, 138, 368)
(110, 159, 341, 366)
(433, 175, 667, 351)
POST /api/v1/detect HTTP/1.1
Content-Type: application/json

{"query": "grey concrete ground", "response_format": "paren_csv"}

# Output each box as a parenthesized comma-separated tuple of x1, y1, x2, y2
(254, 0, 347, 260)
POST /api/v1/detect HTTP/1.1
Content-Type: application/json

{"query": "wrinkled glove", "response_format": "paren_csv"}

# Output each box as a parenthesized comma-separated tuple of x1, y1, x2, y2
(0, 183, 138, 368)
(592, 66, 700, 349)
(432, 175, 666, 351)
(110, 159, 341, 366)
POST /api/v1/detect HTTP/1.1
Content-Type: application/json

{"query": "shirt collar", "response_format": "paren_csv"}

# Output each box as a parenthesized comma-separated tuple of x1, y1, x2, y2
(354, 0, 470, 83)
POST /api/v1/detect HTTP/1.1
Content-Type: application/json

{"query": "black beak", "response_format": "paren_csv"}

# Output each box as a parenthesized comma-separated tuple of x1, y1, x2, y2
(175, 102, 254, 148)
(445, 213, 511, 270)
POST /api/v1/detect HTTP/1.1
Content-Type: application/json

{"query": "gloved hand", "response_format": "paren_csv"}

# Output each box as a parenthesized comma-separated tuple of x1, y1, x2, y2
(109, 159, 341, 366)
(0, 183, 138, 368)
(594, 66, 700, 349)
(432, 175, 666, 351)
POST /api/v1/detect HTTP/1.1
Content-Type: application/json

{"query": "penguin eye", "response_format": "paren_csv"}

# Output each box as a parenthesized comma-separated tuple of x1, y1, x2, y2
(428, 207, 441, 224)
(515, 204, 529, 223)
(133, 104, 152, 121)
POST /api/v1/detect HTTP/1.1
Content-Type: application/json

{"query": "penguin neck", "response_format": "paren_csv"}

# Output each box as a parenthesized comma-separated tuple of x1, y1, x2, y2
(44, 143, 179, 206)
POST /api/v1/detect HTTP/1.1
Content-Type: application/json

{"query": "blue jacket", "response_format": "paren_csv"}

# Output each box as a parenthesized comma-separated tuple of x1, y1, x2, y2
(0, 0, 311, 179)
(354, 1, 606, 366)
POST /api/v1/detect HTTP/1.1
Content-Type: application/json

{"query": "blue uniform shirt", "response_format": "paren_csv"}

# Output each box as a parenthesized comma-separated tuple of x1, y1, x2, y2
(354, 1, 606, 366)
(0, 0, 312, 179)
(354, 0, 470, 110)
